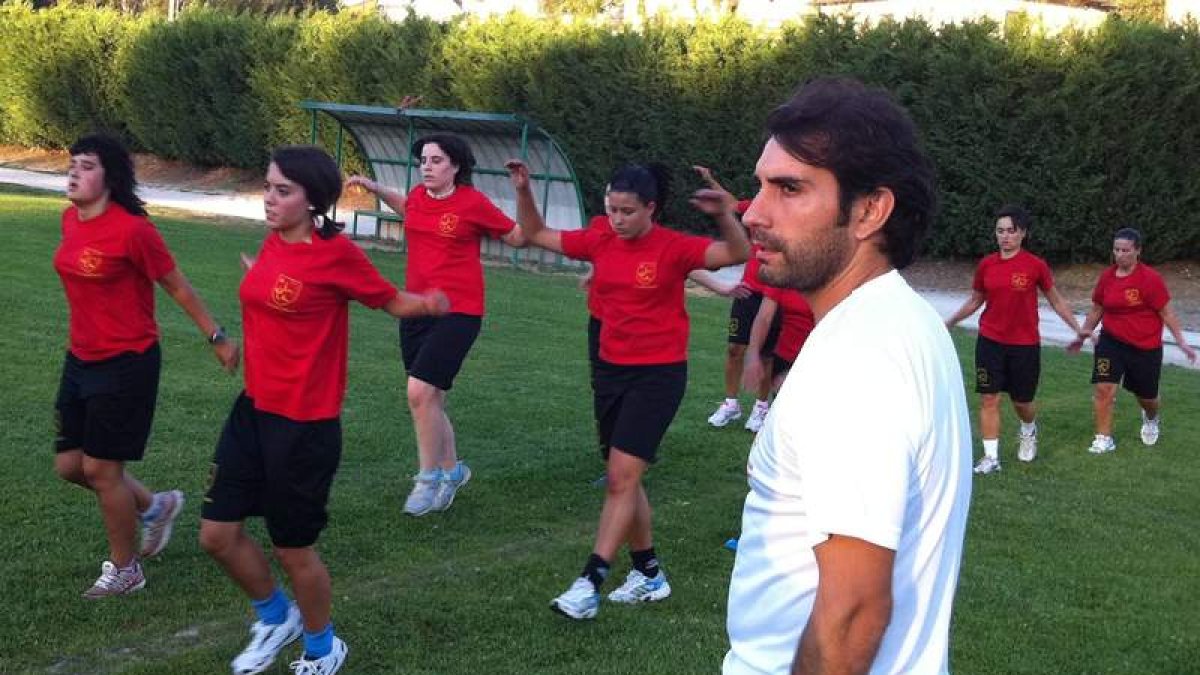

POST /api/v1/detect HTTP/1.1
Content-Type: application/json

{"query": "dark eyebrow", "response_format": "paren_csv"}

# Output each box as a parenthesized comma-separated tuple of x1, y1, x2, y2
(763, 175, 807, 191)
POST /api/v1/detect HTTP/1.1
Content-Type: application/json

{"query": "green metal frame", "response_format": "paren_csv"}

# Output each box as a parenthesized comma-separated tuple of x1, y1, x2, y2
(299, 101, 587, 268)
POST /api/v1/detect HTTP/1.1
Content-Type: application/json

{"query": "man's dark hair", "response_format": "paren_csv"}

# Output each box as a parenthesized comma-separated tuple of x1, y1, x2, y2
(996, 204, 1032, 231)
(412, 133, 475, 186)
(766, 77, 937, 269)
(68, 133, 147, 217)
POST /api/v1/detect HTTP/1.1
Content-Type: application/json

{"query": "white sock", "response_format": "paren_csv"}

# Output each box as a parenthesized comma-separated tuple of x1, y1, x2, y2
(982, 438, 999, 460)
(1020, 421, 1037, 436)
(753, 399, 769, 410)
(725, 397, 739, 408)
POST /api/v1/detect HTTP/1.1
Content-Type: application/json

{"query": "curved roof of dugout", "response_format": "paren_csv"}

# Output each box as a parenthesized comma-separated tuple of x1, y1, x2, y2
(298, 101, 587, 234)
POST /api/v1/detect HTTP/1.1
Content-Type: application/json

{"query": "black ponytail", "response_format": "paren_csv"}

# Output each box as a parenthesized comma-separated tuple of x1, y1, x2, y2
(317, 213, 345, 240)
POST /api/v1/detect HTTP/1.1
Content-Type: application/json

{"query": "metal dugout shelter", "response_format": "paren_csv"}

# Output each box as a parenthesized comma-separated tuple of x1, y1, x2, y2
(299, 101, 588, 267)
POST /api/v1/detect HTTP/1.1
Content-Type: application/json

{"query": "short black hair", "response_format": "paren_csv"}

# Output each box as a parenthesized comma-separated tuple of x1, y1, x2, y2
(270, 145, 344, 239)
(607, 163, 671, 220)
(412, 133, 475, 186)
(766, 77, 937, 269)
(68, 133, 146, 217)
(1114, 226, 1143, 248)
(996, 204, 1032, 231)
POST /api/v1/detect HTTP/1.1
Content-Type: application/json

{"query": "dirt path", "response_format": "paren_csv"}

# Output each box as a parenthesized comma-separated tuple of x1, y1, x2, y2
(3, 145, 1196, 329)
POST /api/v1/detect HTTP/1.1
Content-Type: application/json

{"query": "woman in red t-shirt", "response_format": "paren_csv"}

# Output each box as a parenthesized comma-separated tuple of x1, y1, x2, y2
(53, 133, 238, 599)
(509, 160, 750, 620)
(1071, 227, 1195, 455)
(200, 146, 447, 674)
(691, 167, 779, 434)
(347, 134, 529, 517)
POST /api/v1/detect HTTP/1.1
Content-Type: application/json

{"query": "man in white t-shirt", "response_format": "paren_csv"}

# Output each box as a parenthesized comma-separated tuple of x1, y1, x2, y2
(725, 77, 973, 675)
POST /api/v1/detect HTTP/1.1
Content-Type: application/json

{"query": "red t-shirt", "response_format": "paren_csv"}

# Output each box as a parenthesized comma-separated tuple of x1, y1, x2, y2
(561, 224, 711, 365)
(732, 201, 763, 293)
(403, 185, 515, 316)
(740, 244, 765, 293)
(1092, 264, 1169, 349)
(584, 215, 615, 318)
(973, 250, 1054, 346)
(240, 232, 399, 421)
(53, 203, 176, 361)
(763, 285, 815, 362)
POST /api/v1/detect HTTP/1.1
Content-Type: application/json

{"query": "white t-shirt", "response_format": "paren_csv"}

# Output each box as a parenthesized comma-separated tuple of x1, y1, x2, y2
(724, 270, 973, 675)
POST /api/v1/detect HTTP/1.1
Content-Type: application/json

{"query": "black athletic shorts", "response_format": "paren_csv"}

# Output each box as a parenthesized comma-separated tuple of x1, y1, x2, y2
(974, 335, 1041, 403)
(399, 313, 482, 391)
(587, 315, 601, 371)
(1092, 331, 1163, 400)
(728, 292, 783, 355)
(593, 360, 687, 463)
(201, 393, 342, 548)
(54, 343, 161, 462)
(728, 293, 765, 345)
(772, 354, 794, 378)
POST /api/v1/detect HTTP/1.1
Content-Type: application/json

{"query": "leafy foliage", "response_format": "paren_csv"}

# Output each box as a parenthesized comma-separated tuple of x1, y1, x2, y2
(1, 6, 1198, 260)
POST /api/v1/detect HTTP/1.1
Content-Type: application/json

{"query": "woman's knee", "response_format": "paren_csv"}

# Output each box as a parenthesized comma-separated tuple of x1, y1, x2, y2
(407, 378, 442, 411)
(199, 521, 239, 557)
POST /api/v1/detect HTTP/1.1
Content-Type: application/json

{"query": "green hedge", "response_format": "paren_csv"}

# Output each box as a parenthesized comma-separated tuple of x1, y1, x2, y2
(2, 4, 1198, 262)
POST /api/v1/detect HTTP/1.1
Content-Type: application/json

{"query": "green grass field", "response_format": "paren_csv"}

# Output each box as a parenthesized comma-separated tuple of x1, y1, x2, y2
(2, 186, 1198, 674)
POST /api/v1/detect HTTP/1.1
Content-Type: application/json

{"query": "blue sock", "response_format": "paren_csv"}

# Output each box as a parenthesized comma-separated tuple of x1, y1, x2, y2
(303, 623, 334, 659)
(417, 468, 442, 482)
(251, 587, 290, 626)
(444, 462, 463, 481)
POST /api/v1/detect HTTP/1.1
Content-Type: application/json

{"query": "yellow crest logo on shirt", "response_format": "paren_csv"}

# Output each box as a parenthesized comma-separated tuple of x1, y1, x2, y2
(1010, 272, 1030, 290)
(1124, 288, 1142, 306)
(270, 274, 303, 312)
(438, 213, 459, 237)
(77, 247, 104, 276)
(635, 262, 657, 288)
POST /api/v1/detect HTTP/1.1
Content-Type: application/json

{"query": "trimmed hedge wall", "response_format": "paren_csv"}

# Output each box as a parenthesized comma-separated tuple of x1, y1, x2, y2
(2, 4, 1198, 262)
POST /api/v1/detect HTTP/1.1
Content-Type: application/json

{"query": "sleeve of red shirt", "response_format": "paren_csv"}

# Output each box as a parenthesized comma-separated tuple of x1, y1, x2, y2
(1036, 256, 1055, 291)
(128, 220, 177, 281)
(335, 238, 400, 309)
(971, 258, 987, 293)
(671, 232, 714, 275)
(1145, 268, 1170, 310)
(469, 192, 517, 239)
(761, 284, 782, 302)
(560, 228, 596, 262)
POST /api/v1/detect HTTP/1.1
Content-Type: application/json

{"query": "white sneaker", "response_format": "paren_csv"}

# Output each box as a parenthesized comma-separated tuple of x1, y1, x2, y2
(403, 471, 441, 516)
(140, 489, 184, 558)
(290, 637, 348, 675)
(82, 559, 146, 599)
(549, 577, 599, 620)
(1088, 435, 1116, 455)
(1140, 411, 1160, 446)
(744, 403, 769, 433)
(607, 569, 671, 604)
(432, 463, 472, 512)
(232, 604, 303, 675)
(707, 401, 742, 427)
(1017, 430, 1038, 463)
(973, 456, 1001, 475)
